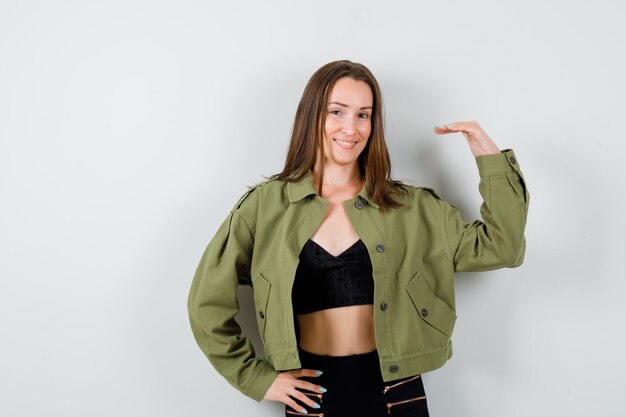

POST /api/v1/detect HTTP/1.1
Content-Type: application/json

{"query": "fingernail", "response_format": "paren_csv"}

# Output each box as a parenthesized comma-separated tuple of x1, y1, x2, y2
(315, 370, 323, 375)
(319, 387, 327, 392)
(313, 402, 321, 408)
(446, 124, 454, 129)
(434, 125, 439, 129)
(301, 408, 308, 414)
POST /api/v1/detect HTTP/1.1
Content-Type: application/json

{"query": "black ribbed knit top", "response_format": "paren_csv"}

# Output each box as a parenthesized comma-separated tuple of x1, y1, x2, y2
(291, 238, 374, 315)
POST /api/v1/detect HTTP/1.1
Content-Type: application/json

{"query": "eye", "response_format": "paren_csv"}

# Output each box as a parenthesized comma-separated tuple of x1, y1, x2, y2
(359, 113, 370, 119)
(329, 109, 342, 116)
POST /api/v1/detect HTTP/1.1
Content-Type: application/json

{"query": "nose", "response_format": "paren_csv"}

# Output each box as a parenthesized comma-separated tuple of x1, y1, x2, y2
(341, 116, 357, 135)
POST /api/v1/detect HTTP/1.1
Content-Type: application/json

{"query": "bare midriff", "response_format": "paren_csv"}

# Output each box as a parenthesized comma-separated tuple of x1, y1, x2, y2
(296, 304, 377, 355)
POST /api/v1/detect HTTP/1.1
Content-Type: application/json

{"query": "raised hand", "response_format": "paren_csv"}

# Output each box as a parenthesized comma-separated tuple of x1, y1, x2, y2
(434, 120, 501, 157)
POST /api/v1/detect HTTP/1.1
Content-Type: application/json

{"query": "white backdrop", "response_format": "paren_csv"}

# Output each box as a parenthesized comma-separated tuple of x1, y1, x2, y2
(1, 1, 625, 416)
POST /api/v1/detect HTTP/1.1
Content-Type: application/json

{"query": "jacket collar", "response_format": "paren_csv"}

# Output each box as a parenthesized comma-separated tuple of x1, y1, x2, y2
(287, 169, 380, 209)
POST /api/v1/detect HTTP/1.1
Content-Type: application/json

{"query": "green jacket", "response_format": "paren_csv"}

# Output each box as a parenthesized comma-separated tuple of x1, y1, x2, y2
(187, 148, 529, 402)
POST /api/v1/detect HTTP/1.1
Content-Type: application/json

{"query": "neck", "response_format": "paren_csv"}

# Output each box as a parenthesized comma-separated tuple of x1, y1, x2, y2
(311, 160, 363, 190)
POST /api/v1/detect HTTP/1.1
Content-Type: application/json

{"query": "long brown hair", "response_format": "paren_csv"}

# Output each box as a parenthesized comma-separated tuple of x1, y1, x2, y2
(266, 59, 409, 212)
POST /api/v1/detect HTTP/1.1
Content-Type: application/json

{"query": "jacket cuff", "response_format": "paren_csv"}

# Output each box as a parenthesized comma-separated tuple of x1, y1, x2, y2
(475, 148, 521, 176)
(243, 359, 279, 402)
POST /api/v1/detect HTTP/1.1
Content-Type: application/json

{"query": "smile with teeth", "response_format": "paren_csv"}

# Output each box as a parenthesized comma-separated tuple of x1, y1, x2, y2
(334, 138, 357, 149)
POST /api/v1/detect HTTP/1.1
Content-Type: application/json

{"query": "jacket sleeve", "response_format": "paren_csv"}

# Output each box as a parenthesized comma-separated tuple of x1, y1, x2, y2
(443, 148, 530, 272)
(187, 194, 279, 402)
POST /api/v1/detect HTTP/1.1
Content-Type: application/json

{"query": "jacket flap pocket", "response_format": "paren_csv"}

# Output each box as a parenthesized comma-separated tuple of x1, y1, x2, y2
(253, 272, 272, 338)
(505, 171, 527, 200)
(406, 271, 457, 336)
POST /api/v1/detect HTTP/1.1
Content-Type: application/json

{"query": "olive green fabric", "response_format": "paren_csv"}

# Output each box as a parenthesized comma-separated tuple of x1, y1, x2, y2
(187, 148, 529, 402)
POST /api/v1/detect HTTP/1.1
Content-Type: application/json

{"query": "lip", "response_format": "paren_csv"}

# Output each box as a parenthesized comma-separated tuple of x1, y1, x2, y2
(333, 138, 358, 150)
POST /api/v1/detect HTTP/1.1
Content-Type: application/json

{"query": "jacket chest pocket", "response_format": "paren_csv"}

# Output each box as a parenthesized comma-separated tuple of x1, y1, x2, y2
(253, 272, 272, 341)
(406, 271, 457, 337)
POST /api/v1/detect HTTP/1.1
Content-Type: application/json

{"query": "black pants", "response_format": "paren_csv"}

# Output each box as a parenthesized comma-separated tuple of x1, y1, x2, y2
(285, 346, 430, 417)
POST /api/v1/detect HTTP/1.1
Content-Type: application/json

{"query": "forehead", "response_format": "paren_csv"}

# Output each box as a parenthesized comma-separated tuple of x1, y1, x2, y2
(328, 77, 373, 106)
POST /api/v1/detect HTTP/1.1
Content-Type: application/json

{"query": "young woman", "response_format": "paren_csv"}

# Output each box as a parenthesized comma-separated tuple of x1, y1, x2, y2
(187, 60, 529, 417)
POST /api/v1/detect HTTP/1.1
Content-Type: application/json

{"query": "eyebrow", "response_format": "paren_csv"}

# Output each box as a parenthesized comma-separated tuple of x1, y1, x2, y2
(328, 101, 372, 110)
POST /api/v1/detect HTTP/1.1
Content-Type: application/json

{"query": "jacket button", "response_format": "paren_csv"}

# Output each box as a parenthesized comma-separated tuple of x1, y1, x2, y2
(355, 200, 364, 209)
(509, 156, 516, 164)
(389, 364, 399, 372)
(381, 302, 388, 311)
(259, 311, 265, 319)
(421, 308, 429, 317)
(376, 243, 385, 252)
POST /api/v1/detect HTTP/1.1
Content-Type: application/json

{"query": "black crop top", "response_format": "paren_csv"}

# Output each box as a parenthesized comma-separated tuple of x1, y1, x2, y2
(291, 238, 374, 314)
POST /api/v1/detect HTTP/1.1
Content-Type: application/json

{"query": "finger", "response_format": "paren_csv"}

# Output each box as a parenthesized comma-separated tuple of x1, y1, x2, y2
(292, 368, 323, 378)
(292, 388, 322, 410)
(438, 121, 482, 133)
(433, 124, 456, 135)
(297, 379, 327, 395)
(285, 395, 310, 415)
(434, 123, 458, 131)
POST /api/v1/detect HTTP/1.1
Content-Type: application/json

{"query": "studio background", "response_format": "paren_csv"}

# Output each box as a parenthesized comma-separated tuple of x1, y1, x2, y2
(1, 1, 624, 416)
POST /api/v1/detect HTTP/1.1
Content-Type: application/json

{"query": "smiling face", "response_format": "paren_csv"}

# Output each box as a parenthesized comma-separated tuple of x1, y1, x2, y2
(319, 77, 373, 170)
